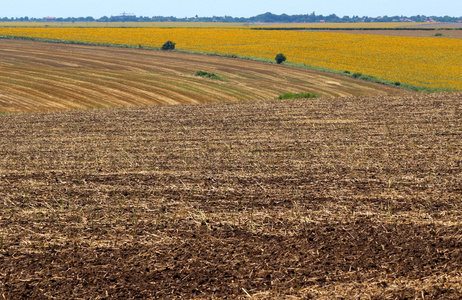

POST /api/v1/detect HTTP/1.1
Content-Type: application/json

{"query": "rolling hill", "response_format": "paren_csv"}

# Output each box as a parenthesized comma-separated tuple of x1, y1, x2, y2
(0, 39, 407, 113)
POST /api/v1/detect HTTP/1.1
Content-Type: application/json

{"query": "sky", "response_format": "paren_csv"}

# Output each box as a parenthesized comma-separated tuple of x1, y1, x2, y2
(2, 0, 461, 18)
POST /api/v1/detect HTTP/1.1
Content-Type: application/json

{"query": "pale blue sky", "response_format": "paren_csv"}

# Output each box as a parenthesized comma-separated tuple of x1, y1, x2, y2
(3, 0, 461, 18)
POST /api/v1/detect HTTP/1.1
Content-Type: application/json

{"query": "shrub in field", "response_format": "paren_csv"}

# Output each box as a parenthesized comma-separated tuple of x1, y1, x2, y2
(275, 53, 286, 64)
(161, 40, 176, 50)
(352, 72, 362, 78)
(194, 70, 224, 80)
(276, 92, 318, 99)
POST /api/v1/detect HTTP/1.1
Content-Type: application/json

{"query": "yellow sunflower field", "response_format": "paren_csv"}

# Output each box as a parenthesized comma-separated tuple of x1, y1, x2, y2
(0, 27, 460, 90)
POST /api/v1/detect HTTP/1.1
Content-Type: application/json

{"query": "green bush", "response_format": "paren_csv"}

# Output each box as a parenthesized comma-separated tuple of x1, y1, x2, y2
(352, 72, 362, 78)
(275, 53, 287, 64)
(161, 41, 176, 50)
(276, 92, 318, 100)
(194, 70, 224, 80)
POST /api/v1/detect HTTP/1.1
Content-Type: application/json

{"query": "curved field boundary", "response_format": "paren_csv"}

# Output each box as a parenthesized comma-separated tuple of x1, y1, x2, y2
(0, 27, 460, 91)
(0, 39, 406, 113)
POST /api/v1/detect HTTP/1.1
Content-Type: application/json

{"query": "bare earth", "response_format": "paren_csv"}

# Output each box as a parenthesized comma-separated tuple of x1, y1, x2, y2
(0, 39, 406, 113)
(1, 92, 461, 299)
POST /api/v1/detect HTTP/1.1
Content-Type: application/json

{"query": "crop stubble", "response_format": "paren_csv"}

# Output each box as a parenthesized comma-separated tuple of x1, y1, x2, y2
(0, 39, 407, 113)
(318, 29, 462, 39)
(0, 91, 461, 299)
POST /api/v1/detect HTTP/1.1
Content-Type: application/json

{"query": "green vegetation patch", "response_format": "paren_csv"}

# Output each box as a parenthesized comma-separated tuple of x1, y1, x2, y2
(431, 33, 451, 37)
(276, 92, 318, 100)
(194, 70, 225, 81)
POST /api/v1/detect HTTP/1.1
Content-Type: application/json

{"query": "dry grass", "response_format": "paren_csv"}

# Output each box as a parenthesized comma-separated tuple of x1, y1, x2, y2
(1, 91, 461, 299)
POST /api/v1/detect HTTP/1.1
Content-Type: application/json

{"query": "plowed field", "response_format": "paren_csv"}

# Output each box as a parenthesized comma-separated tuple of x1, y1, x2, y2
(0, 39, 406, 113)
(1, 92, 461, 299)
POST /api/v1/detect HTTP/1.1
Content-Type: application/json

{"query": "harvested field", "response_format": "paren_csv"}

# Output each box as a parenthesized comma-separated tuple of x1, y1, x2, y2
(1, 92, 461, 299)
(0, 39, 405, 113)
(319, 29, 462, 39)
(405, 23, 462, 29)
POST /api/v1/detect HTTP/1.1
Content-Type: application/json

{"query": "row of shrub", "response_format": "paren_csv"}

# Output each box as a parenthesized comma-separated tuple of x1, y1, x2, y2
(344, 71, 401, 86)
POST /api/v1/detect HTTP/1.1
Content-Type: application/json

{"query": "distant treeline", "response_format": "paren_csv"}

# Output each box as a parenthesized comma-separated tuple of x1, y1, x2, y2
(2, 12, 461, 23)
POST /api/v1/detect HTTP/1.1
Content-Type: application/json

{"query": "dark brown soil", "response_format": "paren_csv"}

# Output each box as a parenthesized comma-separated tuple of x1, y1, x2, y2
(1, 92, 461, 299)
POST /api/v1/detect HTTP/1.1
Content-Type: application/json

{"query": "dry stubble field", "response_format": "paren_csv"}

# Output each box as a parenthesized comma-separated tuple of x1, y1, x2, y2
(318, 29, 462, 39)
(0, 39, 405, 113)
(1, 90, 461, 299)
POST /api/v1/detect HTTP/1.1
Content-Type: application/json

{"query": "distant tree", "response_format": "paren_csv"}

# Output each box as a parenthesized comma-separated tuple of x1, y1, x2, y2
(161, 41, 176, 50)
(275, 53, 286, 64)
